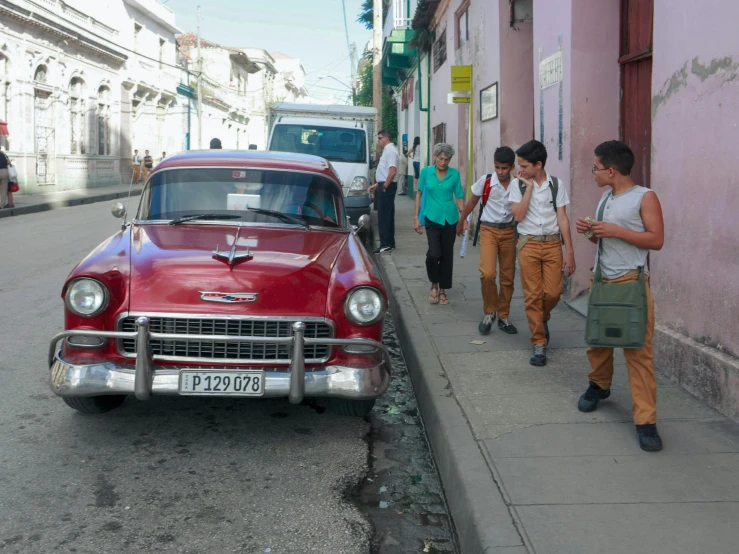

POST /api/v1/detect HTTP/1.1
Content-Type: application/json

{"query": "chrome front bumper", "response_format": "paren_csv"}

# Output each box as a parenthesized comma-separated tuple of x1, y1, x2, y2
(48, 318, 391, 403)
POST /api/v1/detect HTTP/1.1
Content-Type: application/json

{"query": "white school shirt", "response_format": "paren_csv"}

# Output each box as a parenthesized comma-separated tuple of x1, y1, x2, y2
(470, 173, 513, 224)
(508, 172, 570, 236)
(132, 154, 141, 166)
(376, 143, 398, 182)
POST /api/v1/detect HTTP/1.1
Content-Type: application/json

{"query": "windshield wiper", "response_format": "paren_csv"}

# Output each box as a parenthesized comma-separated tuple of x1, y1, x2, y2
(248, 207, 310, 229)
(168, 213, 243, 226)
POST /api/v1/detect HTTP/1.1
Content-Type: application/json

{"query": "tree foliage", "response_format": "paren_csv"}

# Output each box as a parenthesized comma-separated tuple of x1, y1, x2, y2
(357, 0, 390, 31)
(356, 55, 398, 139)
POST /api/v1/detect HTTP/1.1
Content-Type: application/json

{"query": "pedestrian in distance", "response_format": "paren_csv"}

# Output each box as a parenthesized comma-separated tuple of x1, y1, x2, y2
(210, 137, 222, 149)
(576, 140, 665, 452)
(414, 143, 465, 306)
(132, 149, 142, 183)
(161, 151, 167, 162)
(457, 146, 518, 335)
(143, 150, 154, 181)
(368, 129, 398, 254)
(397, 143, 409, 196)
(509, 139, 576, 366)
(407, 136, 421, 195)
(0, 148, 10, 209)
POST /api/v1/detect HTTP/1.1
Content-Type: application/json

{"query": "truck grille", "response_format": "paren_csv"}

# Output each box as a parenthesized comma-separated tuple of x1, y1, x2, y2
(119, 316, 333, 362)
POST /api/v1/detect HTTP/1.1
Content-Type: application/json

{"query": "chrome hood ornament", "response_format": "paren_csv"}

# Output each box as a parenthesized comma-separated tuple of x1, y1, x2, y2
(212, 242, 253, 266)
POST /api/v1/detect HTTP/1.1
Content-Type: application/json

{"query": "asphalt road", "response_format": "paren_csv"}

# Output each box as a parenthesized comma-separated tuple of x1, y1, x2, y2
(0, 204, 374, 553)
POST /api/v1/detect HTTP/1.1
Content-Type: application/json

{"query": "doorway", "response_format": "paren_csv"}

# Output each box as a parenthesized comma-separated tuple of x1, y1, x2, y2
(619, 0, 653, 188)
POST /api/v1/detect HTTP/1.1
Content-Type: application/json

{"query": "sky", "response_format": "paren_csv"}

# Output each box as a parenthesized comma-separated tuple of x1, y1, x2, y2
(164, 0, 373, 103)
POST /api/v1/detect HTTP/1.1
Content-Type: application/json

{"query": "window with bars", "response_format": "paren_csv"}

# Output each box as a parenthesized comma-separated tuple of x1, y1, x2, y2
(69, 77, 86, 155)
(432, 123, 446, 146)
(433, 29, 447, 73)
(97, 86, 110, 156)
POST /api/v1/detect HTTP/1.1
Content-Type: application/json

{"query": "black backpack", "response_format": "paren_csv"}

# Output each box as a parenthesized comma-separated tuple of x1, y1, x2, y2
(519, 176, 560, 209)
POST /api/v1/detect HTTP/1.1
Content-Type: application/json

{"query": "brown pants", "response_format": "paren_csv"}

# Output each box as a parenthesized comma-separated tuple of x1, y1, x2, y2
(143, 166, 151, 181)
(133, 165, 141, 182)
(518, 239, 563, 345)
(587, 273, 656, 424)
(479, 226, 516, 318)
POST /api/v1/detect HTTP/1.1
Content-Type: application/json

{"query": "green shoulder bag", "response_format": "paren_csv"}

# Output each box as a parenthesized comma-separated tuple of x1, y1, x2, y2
(585, 192, 648, 348)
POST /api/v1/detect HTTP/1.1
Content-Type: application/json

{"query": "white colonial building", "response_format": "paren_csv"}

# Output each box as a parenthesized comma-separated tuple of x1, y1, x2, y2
(0, 0, 188, 193)
(241, 48, 276, 150)
(176, 33, 253, 151)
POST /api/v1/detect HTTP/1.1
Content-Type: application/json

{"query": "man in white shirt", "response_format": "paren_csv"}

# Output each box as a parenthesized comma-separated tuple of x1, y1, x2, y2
(368, 130, 398, 253)
(457, 147, 518, 335)
(132, 150, 142, 183)
(509, 140, 576, 366)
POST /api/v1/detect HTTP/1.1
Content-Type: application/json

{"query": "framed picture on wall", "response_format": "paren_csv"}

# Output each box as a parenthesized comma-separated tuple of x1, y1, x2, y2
(480, 82, 498, 122)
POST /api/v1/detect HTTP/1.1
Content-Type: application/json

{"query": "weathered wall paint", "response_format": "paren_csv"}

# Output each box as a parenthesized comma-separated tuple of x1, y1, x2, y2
(651, 0, 739, 356)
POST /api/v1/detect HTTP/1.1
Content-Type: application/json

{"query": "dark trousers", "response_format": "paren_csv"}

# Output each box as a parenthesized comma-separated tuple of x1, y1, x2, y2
(377, 181, 397, 248)
(425, 220, 457, 289)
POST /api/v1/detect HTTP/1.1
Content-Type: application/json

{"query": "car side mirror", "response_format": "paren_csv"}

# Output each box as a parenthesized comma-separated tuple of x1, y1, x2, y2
(356, 214, 371, 233)
(111, 202, 126, 219)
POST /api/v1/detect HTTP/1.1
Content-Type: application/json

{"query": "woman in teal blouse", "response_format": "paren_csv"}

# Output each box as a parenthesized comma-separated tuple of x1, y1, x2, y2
(413, 143, 467, 305)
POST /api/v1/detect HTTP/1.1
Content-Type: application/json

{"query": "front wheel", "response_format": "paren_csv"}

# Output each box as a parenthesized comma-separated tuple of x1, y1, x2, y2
(325, 398, 376, 417)
(61, 395, 127, 414)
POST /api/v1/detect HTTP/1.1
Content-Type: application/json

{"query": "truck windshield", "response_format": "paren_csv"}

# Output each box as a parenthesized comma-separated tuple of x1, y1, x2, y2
(137, 168, 345, 229)
(271, 124, 367, 164)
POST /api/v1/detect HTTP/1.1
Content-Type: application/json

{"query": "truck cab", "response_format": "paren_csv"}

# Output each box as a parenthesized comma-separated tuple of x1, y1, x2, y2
(267, 103, 377, 225)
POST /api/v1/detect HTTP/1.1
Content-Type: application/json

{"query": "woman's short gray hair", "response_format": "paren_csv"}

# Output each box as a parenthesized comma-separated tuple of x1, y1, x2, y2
(433, 143, 455, 159)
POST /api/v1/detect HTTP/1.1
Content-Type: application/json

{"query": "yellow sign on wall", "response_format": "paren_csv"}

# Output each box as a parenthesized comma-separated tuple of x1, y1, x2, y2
(451, 65, 472, 92)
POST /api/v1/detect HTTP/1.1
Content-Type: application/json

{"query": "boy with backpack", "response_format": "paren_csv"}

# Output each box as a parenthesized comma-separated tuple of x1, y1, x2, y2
(457, 147, 518, 335)
(509, 140, 576, 366)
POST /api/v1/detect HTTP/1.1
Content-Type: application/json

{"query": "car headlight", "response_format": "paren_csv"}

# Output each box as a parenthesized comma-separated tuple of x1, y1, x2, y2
(348, 176, 369, 196)
(65, 278, 109, 317)
(345, 287, 384, 325)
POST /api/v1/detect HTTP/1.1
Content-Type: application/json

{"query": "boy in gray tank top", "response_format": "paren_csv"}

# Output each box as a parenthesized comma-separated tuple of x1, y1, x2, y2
(575, 141, 665, 452)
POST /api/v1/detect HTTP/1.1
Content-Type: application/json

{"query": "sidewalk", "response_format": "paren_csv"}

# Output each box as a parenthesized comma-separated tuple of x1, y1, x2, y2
(0, 183, 143, 219)
(374, 196, 739, 554)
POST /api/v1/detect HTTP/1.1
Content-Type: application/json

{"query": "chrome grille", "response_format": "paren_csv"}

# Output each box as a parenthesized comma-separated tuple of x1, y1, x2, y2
(119, 316, 332, 362)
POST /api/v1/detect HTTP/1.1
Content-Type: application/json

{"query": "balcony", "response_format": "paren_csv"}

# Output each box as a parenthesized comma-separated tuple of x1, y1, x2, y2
(383, 0, 417, 40)
(382, 0, 419, 86)
(30, 0, 119, 39)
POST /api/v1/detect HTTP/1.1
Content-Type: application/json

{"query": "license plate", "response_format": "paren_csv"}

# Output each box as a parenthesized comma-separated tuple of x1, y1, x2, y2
(179, 371, 265, 396)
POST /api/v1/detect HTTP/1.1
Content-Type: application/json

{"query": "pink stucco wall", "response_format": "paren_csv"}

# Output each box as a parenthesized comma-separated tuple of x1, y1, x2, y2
(650, 0, 739, 356)
(533, 0, 572, 188)
(568, 0, 621, 295)
(498, 0, 534, 151)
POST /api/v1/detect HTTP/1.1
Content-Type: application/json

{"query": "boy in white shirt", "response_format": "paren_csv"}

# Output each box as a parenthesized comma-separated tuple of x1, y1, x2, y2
(457, 147, 518, 335)
(508, 140, 576, 366)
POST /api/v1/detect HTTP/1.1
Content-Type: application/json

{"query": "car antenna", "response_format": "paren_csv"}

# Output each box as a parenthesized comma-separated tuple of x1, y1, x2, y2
(121, 162, 137, 230)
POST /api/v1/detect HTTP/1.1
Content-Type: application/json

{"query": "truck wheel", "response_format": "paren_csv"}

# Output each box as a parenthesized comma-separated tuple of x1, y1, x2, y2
(326, 398, 375, 417)
(62, 395, 127, 414)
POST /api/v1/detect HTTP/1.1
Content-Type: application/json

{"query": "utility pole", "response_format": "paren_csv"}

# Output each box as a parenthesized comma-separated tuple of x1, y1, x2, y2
(341, 0, 357, 105)
(373, 0, 382, 129)
(196, 6, 203, 149)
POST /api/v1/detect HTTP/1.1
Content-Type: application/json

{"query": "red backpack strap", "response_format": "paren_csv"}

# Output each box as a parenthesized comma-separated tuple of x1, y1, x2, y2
(481, 174, 493, 206)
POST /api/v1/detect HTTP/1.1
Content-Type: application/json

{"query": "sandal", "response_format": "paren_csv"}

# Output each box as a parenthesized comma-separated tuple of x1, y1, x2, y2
(429, 287, 440, 304)
(439, 291, 449, 305)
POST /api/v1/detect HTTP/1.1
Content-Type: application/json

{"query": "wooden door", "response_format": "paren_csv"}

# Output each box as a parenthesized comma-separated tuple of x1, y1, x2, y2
(620, 0, 653, 188)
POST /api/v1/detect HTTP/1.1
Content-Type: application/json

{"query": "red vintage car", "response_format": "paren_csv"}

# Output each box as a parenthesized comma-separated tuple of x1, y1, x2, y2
(48, 150, 391, 417)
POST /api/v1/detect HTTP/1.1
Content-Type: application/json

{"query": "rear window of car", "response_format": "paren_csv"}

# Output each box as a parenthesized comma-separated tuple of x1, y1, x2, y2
(137, 168, 345, 229)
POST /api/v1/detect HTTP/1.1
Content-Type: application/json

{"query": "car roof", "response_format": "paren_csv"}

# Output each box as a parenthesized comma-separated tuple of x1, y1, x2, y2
(153, 150, 340, 182)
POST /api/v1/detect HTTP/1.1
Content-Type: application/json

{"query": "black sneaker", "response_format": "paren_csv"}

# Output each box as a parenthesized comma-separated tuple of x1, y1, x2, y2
(374, 246, 393, 254)
(498, 318, 518, 334)
(544, 321, 550, 345)
(529, 344, 546, 366)
(578, 382, 611, 412)
(478, 313, 495, 335)
(636, 424, 663, 452)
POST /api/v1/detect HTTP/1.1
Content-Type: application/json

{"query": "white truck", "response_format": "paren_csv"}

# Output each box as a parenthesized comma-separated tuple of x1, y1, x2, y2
(267, 103, 377, 224)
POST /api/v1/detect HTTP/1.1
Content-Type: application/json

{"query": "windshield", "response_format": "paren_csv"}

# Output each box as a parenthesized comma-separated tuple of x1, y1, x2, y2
(271, 124, 367, 163)
(137, 168, 345, 229)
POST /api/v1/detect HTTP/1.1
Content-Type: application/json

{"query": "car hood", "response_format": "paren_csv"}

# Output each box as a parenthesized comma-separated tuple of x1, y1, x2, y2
(128, 224, 347, 316)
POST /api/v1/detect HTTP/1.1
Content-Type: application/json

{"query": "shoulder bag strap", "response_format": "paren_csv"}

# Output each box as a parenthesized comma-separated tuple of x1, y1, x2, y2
(593, 192, 612, 282)
(550, 176, 559, 210)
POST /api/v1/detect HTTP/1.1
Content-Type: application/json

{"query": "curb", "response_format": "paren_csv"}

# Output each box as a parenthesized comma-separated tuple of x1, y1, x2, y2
(0, 187, 143, 219)
(371, 212, 526, 554)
